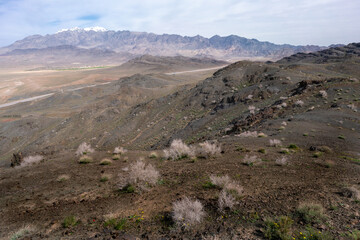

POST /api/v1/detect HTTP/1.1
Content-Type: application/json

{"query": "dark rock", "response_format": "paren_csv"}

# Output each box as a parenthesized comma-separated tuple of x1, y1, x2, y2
(10, 152, 23, 167)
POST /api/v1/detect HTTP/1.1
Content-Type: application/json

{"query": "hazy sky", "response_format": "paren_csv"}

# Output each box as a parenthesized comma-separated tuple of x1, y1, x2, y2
(0, 0, 359, 47)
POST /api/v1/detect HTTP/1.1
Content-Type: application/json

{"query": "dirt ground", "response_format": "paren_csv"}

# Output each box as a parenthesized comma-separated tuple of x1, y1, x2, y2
(1, 135, 359, 239)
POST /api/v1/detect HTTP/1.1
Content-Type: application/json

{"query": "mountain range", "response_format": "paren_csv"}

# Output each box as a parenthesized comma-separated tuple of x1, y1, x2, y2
(0, 28, 326, 63)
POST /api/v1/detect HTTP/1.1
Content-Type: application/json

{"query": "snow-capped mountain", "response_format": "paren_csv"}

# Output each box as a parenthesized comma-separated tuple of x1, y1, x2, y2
(56, 27, 107, 33)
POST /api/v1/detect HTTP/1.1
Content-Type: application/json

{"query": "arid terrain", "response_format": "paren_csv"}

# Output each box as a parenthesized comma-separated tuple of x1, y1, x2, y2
(0, 43, 359, 239)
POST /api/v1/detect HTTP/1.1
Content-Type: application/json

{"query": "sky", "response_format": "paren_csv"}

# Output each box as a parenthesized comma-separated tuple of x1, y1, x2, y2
(0, 0, 359, 47)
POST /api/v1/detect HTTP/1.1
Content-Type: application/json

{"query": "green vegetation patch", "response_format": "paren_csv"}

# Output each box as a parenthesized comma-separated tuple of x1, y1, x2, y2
(62, 216, 79, 228)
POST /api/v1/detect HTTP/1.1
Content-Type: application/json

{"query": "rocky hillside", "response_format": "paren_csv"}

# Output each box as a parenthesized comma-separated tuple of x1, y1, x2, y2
(0, 28, 324, 61)
(0, 43, 358, 165)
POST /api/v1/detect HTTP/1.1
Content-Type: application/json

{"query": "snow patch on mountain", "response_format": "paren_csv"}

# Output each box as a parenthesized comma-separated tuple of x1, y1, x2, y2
(56, 27, 107, 33)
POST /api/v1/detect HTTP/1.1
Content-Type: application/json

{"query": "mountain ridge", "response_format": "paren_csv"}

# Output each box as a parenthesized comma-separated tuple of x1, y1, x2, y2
(1, 28, 326, 60)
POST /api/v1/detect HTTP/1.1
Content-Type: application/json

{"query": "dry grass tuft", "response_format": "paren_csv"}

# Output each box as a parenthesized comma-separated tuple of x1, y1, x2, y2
(78, 156, 92, 164)
(172, 197, 205, 227)
(100, 158, 112, 165)
(149, 152, 158, 159)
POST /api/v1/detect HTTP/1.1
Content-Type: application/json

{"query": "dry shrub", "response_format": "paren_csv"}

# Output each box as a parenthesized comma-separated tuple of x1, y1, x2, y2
(275, 156, 288, 166)
(164, 139, 195, 160)
(9, 225, 35, 240)
(218, 189, 237, 211)
(248, 105, 256, 114)
(269, 139, 282, 147)
(295, 100, 304, 107)
(242, 155, 261, 166)
(75, 142, 94, 156)
(118, 160, 160, 191)
(197, 141, 221, 158)
(210, 175, 243, 196)
(172, 197, 205, 227)
(236, 131, 258, 137)
(21, 155, 44, 167)
(57, 174, 70, 182)
(346, 186, 360, 201)
(113, 146, 127, 155)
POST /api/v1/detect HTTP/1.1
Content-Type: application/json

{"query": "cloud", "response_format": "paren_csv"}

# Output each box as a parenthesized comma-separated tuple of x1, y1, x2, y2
(0, 0, 359, 47)
(77, 14, 101, 21)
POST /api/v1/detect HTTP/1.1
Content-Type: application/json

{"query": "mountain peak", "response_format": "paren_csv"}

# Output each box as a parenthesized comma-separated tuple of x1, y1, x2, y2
(56, 26, 107, 34)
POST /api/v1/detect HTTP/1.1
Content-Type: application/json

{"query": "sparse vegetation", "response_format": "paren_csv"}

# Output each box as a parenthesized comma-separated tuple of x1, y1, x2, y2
(313, 152, 323, 158)
(164, 139, 195, 160)
(149, 152, 158, 158)
(9, 226, 34, 240)
(104, 217, 127, 230)
(75, 142, 94, 156)
(346, 230, 360, 240)
(100, 158, 112, 165)
(100, 174, 111, 182)
(269, 139, 282, 147)
(258, 148, 266, 154)
(112, 154, 121, 160)
(345, 186, 360, 201)
(295, 227, 333, 240)
(295, 203, 327, 224)
(210, 175, 243, 196)
(264, 216, 293, 240)
(21, 155, 44, 167)
(57, 174, 70, 182)
(78, 155, 92, 164)
(275, 157, 288, 166)
(218, 189, 237, 211)
(237, 131, 258, 137)
(113, 146, 127, 155)
(248, 105, 256, 114)
(197, 141, 221, 158)
(288, 144, 299, 150)
(242, 154, 261, 166)
(62, 216, 78, 228)
(172, 197, 205, 227)
(295, 100, 304, 107)
(338, 135, 345, 140)
(279, 148, 290, 154)
(118, 160, 160, 191)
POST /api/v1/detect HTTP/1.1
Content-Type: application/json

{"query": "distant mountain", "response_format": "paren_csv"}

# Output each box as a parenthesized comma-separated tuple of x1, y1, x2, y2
(0, 28, 325, 61)
(0, 45, 133, 69)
